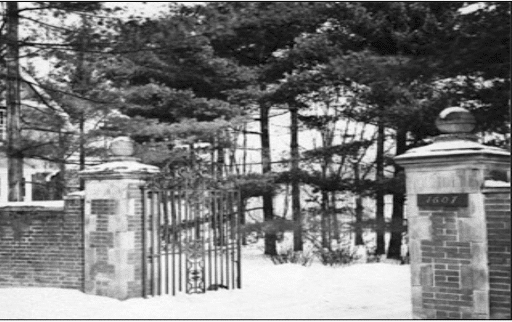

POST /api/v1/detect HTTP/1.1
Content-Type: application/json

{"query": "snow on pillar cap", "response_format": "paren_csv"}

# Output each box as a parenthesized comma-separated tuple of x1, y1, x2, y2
(433, 107, 478, 143)
(80, 136, 159, 176)
(395, 106, 510, 163)
(110, 136, 135, 157)
(435, 107, 476, 134)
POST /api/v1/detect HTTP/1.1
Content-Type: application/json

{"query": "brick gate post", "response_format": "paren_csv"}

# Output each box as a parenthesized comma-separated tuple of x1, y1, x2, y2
(79, 137, 159, 300)
(395, 107, 510, 319)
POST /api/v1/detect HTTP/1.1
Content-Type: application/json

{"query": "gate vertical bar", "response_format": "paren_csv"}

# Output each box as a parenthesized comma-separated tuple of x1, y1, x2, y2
(183, 189, 187, 293)
(213, 190, 218, 287)
(149, 188, 155, 296)
(184, 189, 190, 293)
(156, 190, 162, 296)
(237, 190, 242, 289)
(195, 193, 200, 239)
(233, 191, 237, 288)
(163, 189, 170, 295)
(224, 190, 230, 289)
(188, 189, 193, 293)
(193, 190, 198, 293)
(207, 190, 213, 289)
(200, 192, 206, 293)
(218, 190, 224, 286)
(230, 191, 236, 288)
(177, 190, 183, 292)
(170, 190, 176, 296)
(141, 187, 147, 298)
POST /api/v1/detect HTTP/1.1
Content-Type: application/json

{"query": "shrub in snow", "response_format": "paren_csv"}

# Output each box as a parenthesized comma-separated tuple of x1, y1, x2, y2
(269, 249, 314, 267)
(315, 247, 355, 266)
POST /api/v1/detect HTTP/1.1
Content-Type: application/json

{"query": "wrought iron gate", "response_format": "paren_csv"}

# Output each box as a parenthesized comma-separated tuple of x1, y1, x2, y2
(141, 187, 242, 297)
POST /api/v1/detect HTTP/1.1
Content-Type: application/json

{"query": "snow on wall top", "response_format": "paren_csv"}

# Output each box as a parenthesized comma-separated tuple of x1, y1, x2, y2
(79, 160, 159, 174)
(0, 200, 64, 210)
(484, 180, 511, 188)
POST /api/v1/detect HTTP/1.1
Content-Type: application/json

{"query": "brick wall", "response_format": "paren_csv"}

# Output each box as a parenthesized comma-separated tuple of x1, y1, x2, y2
(484, 189, 511, 319)
(414, 206, 482, 319)
(0, 197, 84, 290)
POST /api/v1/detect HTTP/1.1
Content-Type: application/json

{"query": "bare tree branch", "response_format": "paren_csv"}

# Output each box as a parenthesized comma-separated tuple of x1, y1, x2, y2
(21, 77, 111, 104)
(19, 14, 76, 32)
(17, 6, 55, 13)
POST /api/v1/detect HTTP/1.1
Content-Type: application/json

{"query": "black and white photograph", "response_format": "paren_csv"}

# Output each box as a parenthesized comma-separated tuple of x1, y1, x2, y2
(0, 1, 510, 319)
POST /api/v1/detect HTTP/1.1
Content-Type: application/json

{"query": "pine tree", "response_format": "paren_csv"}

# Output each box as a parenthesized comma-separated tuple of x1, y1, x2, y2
(194, 2, 331, 255)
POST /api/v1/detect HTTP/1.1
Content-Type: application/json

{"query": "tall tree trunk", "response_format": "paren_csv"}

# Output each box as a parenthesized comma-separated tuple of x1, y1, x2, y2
(282, 182, 290, 218)
(210, 137, 216, 180)
(375, 114, 386, 255)
(261, 104, 276, 255)
(353, 162, 364, 245)
(228, 129, 237, 175)
(321, 190, 329, 249)
(290, 107, 302, 251)
(6, 2, 24, 202)
(240, 199, 247, 246)
(387, 129, 407, 259)
(331, 191, 340, 245)
(320, 139, 330, 249)
(242, 123, 247, 174)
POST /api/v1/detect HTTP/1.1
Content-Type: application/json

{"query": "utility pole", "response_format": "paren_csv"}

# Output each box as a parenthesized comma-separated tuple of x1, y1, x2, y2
(6, 2, 24, 201)
(75, 16, 88, 190)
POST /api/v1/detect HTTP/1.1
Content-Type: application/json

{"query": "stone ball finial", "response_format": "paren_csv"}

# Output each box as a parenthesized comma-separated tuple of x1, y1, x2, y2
(109, 136, 135, 157)
(435, 107, 476, 134)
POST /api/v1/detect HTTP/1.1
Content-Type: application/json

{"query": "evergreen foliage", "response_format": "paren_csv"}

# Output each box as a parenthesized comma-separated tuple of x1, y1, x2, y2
(1, 2, 508, 258)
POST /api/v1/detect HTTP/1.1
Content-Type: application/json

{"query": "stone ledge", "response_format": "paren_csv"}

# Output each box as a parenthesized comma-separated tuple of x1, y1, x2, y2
(0, 200, 64, 212)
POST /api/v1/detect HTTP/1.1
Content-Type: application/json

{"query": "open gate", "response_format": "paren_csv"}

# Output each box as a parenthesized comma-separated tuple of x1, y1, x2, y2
(141, 187, 242, 297)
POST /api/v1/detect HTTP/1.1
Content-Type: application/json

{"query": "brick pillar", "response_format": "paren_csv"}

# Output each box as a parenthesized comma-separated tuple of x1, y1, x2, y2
(395, 107, 510, 319)
(80, 137, 159, 300)
(483, 185, 511, 319)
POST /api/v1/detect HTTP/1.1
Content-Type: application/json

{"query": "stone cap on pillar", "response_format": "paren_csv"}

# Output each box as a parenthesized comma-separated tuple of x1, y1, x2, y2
(395, 107, 510, 167)
(79, 136, 160, 180)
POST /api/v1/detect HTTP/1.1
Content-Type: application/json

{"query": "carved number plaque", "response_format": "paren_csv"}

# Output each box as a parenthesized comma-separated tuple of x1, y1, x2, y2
(417, 193, 468, 208)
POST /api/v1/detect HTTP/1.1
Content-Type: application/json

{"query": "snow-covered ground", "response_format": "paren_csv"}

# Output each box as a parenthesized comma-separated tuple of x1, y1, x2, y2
(0, 246, 412, 319)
